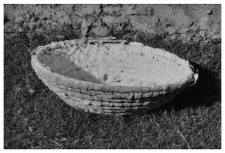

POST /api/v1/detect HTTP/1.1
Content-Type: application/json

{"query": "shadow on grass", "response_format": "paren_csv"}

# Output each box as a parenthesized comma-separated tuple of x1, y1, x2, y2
(148, 61, 221, 114)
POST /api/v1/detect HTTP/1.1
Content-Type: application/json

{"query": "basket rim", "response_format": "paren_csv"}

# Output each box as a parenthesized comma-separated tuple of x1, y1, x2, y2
(31, 39, 197, 93)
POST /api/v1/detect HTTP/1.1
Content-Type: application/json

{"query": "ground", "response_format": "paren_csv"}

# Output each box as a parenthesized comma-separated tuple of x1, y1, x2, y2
(4, 28, 221, 148)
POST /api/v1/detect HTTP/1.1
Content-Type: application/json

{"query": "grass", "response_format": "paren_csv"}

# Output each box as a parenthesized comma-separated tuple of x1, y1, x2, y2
(4, 29, 221, 149)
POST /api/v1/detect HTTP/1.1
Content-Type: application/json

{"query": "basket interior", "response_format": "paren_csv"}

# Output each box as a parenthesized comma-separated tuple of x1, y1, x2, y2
(37, 41, 193, 86)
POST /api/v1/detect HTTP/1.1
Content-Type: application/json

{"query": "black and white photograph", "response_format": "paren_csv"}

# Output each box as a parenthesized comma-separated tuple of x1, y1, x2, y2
(3, 1, 222, 149)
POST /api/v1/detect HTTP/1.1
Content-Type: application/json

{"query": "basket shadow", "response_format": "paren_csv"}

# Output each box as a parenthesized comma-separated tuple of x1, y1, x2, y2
(146, 61, 221, 114)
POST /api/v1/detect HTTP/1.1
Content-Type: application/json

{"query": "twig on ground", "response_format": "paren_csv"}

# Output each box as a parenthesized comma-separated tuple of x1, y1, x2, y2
(24, 44, 31, 54)
(177, 129, 191, 149)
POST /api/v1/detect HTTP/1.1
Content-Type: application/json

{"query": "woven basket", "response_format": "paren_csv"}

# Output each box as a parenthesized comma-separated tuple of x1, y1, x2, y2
(31, 38, 198, 115)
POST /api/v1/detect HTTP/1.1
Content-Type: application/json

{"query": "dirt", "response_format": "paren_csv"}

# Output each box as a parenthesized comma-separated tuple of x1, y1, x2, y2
(37, 40, 194, 87)
(4, 4, 221, 43)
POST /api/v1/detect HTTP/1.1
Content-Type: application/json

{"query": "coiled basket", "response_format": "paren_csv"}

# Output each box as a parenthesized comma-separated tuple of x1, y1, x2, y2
(31, 38, 198, 115)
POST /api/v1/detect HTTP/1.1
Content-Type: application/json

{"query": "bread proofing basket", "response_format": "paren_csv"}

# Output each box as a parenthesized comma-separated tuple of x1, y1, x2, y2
(31, 38, 198, 115)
